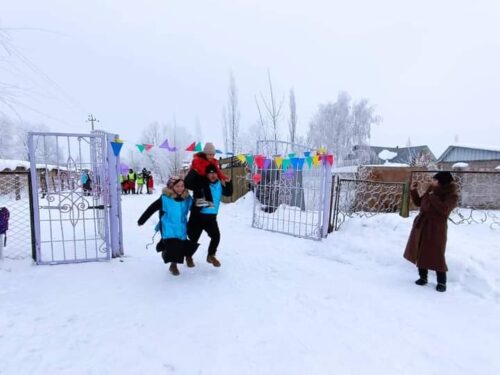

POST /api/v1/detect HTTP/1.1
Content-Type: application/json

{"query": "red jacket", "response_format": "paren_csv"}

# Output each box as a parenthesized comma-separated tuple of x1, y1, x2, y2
(191, 152, 228, 181)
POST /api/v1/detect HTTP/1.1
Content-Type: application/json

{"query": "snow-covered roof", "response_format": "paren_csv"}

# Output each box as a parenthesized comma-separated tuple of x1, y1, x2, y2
(378, 149, 397, 161)
(0, 159, 62, 171)
(452, 162, 469, 169)
(438, 145, 500, 162)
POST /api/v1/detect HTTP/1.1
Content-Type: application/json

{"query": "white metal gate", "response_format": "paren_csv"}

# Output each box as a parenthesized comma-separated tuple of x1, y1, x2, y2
(251, 140, 332, 240)
(28, 131, 123, 265)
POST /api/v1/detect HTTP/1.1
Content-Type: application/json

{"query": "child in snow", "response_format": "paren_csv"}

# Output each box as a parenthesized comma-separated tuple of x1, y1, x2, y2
(404, 171, 459, 292)
(187, 164, 233, 268)
(146, 172, 154, 194)
(184, 143, 230, 208)
(137, 176, 198, 275)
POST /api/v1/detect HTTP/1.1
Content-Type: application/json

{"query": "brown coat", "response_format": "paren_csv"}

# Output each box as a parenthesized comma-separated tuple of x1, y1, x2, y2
(404, 183, 459, 272)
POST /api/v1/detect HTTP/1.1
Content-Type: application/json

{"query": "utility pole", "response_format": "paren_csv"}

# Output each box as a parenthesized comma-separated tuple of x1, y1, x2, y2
(87, 114, 99, 131)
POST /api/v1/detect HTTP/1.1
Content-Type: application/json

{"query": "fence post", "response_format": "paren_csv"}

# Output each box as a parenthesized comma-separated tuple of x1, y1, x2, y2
(400, 182, 410, 218)
(321, 160, 332, 238)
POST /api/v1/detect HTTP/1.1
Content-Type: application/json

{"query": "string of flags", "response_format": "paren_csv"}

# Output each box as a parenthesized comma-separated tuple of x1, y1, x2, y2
(109, 138, 335, 177)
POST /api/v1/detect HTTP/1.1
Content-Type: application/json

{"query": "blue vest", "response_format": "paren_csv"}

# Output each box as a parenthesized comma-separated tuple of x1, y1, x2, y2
(201, 181, 223, 215)
(156, 195, 192, 240)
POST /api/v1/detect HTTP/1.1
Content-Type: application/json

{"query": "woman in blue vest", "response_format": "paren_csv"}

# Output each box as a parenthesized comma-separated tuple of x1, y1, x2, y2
(137, 176, 198, 276)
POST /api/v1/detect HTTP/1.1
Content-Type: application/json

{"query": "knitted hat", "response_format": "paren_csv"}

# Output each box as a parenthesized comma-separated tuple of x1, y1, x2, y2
(205, 164, 218, 175)
(203, 142, 216, 155)
(167, 175, 183, 189)
(433, 171, 453, 185)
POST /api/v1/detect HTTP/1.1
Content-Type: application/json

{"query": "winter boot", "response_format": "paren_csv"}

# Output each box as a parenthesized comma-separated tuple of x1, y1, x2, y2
(415, 278, 428, 286)
(207, 254, 221, 267)
(436, 283, 447, 292)
(186, 256, 195, 268)
(169, 263, 180, 276)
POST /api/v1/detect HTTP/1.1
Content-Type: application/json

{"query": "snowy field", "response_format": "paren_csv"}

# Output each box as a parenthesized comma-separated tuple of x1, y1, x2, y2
(1, 193, 500, 375)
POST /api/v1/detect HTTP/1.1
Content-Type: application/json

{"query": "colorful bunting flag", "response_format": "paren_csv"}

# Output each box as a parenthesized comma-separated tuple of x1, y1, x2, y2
(312, 155, 321, 167)
(327, 154, 334, 166)
(303, 151, 311, 158)
(159, 138, 177, 152)
(290, 157, 299, 170)
(297, 158, 305, 170)
(254, 155, 265, 169)
(136, 144, 145, 153)
(288, 153, 296, 158)
(194, 142, 202, 152)
(282, 158, 291, 171)
(263, 159, 271, 170)
(110, 142, 123, 157)
(144, 144, 154, 152)
(274, 156, 283, 169)
(306, 156, 313, 168)
(237, 154, 247, 164)
(186, 142, 196, 151)
(245, 155, 254, 166)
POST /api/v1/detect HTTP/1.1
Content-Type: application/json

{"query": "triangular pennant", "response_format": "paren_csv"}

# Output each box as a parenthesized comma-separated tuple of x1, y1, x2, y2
(312, 155, 321, 167)
(245, 155, 254, 166)
(255, 155, 265, 169)
(306, 156, 313, 168)
(136, 144, 145, 153)
(327, 154, 334, 166)
(274, 156, 283, 169)
(290, 157, 299, 170)
(144, 144, 154, 152)
(297, 158, 305, 170)
(159, 138, 177, 152)
(303, 151, 311, 158)
(282, 158, 291, 171)
(288, 153, 296, 158)
(263, 159, 271, 170)
(237, 154, 247, 164)
(194, 142, 202, 152)
(186, 142, 196, 151)
(111, 142, 123, 157)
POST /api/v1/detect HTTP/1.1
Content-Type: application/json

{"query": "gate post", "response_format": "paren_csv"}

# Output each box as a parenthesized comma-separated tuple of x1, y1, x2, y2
(27, 133, 42, 263)
(321, 159, 333, 238)
(106, 133, 124, 257)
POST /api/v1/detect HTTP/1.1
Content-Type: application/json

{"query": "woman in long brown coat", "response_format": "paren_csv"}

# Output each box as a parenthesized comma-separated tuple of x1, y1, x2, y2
(404, 171, 459, 292)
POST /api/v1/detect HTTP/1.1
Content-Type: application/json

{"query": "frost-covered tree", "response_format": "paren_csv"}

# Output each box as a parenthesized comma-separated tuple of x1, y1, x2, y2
(222, 72, 241, 155)
(288, 88, 297, 147)
(307, 92, 381, 166)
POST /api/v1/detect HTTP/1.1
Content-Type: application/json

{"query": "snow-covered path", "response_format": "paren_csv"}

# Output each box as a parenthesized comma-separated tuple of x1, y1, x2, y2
(1, 194, 500, 374)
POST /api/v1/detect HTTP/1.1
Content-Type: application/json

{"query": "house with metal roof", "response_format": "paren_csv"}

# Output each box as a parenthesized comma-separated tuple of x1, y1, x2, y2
(437, 145, 500, 170)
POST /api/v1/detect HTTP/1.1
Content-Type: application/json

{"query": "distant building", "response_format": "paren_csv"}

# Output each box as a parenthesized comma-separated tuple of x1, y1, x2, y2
(437, 145, 500, 170)
(341, 145, 436, 167)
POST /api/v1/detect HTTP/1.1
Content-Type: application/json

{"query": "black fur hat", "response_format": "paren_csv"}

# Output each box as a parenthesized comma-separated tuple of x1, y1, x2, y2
(205, 164, 218, 175)
(433, 171, 454, 185)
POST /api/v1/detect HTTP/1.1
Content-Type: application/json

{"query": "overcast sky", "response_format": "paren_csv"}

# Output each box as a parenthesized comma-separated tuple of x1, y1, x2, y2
(2, 0, 500, 157)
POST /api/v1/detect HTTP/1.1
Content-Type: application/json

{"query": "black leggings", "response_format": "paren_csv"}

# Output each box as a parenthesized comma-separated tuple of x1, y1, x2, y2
(419, 268, 447, 284)
(187, 214, 220, 256)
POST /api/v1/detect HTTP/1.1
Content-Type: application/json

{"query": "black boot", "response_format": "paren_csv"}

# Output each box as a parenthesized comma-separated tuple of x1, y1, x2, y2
(415, 268, 428, 286)
(436, 283, 447, 292)
(436, 272, 447, 292)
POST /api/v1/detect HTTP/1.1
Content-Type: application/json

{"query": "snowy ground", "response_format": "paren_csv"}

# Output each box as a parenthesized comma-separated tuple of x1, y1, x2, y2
(1, 193, 500, 375)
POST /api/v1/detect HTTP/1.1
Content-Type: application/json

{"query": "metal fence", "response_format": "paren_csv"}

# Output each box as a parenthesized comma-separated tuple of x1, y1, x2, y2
(251, 140, 332, 240)
(331, 177, 407, 231)
(0, 171, 33, 259)
(410, 170, 500, 229)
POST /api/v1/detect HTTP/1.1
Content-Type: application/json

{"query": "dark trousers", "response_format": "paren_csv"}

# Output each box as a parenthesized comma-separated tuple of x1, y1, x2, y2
(419, 268, 447, 284)
(187, 214, 220, 256)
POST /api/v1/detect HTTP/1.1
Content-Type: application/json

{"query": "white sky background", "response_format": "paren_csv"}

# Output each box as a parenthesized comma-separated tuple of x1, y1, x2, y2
(2, 0, 500, 157)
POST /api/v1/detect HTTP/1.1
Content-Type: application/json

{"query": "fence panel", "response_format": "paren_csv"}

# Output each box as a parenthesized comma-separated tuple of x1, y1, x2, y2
(332, 178, 406, 231)
(410, 171, 500, 229)
(0, 171, 32, 259)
